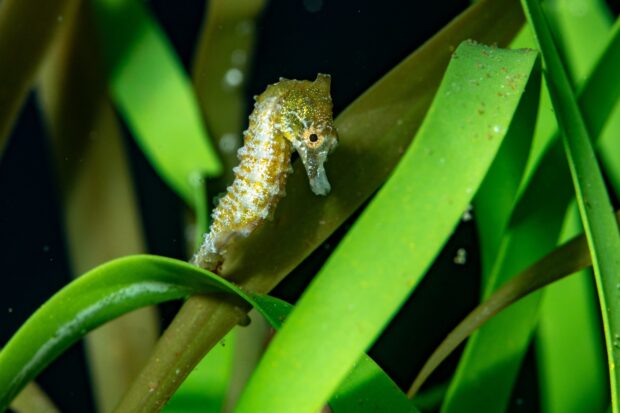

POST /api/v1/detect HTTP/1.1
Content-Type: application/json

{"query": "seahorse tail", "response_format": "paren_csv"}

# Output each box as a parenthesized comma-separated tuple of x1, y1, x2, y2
(191, 233, 224, 273)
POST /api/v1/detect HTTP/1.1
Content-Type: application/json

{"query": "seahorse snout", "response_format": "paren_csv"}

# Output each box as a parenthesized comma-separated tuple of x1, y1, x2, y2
(309, 164, 331, 196)
(295, 132, 337, 196)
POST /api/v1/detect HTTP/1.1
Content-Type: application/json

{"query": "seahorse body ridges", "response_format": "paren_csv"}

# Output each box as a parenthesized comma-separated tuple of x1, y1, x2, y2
(192, 74, 338, 273)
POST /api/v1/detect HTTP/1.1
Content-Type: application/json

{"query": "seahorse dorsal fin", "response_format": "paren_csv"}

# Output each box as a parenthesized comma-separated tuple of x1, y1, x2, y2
(314, 73, 331, 91)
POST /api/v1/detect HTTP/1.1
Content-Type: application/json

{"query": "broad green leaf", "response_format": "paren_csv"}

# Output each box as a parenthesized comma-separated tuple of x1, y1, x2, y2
(537, 203, 607, 413)
(443, 17, 620, 413)
(91, 0, 222, 207)
(233, 41, 540, 413)
(251, 294, 420, 413)
(0, 0, 79, 158)
(116, 0, 526, 409)
(522, 1, 620, 411)
(0, 255, 415, 413)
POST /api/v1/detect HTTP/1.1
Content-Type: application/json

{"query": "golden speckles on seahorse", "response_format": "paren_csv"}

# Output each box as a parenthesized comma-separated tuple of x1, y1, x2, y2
(192, 74, 339, 272)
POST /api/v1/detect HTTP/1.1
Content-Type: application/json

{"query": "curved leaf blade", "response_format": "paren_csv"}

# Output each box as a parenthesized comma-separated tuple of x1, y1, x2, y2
(536, 3, 613, 411)
(233, 41, 540, 413)
(0, 256, 236, 409)
(251, 294, 420, 413)
(521, 1, 620, 410)
(0, 255, 415, 413)
(91, 0, 222, 206)
(409, 218, 594, 396)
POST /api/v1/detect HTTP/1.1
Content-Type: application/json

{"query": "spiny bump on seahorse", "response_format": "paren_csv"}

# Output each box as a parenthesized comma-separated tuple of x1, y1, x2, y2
(191, 73, 338, 272)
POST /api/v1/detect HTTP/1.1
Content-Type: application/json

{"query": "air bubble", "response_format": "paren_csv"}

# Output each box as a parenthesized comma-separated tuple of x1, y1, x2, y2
(462, 204, 473, 222)
(219, 133, 240, 154)
(224, 68, 243, 87)
(454, 248, 467, 265)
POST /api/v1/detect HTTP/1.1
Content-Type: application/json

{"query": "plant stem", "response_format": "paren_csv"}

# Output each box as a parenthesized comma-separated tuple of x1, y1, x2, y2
(113, 294, 249, 413)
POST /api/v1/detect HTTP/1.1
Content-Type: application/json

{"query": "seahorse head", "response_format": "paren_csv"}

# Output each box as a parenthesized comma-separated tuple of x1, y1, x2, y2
(275, 73, 339, 196)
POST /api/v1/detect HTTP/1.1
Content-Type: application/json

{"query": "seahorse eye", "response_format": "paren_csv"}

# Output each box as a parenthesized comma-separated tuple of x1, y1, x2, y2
(309, 133, 319, 143)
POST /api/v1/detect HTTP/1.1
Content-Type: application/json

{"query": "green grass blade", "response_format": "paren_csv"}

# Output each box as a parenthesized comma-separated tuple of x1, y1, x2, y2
(443, 17, 620, 413)
(329, 356, 420, 413)
(251, 294, 421, 413)
(232, 41, 540, 413)
(0, 256, 241, 410)
(472, 27, 539, 280)
(410, 211, 620, 396)
(536, 3, 612, 412)
(542, 0, 612, 84)
(0, 255, 416, 413)
(91, 0, 222, 207)
(522, 1, 620, 411)
(537, 203, 607, 413)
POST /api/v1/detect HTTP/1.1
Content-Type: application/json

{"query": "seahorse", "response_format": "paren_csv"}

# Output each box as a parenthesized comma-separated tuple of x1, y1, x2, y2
(191, 73, 338, 272)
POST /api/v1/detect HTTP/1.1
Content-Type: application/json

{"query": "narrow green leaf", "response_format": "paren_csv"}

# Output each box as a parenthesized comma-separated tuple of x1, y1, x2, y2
(91, 0, 222, 206)
(443, 17, 620, 413)
(542, 0, 612, 84)
(233, 41, 540, 413)
(0, 256, 414, 413)
(409, 211, 605, 396)
(522, 1, 620, 411)
(537, 203, 607, 413)
(536, 3, 612, 411)
(251, 294, 420, 413)
(472, 26, 539, 280)
(0, 256, 239, 410)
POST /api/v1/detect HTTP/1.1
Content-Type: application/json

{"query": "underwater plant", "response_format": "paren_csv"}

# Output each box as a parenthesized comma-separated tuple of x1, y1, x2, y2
(1, 0, 620, 412)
